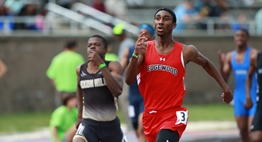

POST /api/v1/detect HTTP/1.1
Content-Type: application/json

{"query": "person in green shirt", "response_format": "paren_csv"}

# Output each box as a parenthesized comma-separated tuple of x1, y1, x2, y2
(50, 94, 78, 142)
(46, 41, 85, 107)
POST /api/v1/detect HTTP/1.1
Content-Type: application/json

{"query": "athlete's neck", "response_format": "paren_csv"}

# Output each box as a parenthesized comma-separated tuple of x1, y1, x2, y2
(236, 44, 248, 52)
(155, 36, 174, 49)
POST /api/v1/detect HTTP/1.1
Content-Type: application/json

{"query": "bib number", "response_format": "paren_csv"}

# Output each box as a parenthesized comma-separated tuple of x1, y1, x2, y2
(175, 110, 188, 125)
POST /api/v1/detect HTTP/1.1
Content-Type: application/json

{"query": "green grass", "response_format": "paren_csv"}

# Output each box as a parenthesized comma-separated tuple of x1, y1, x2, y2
(0, 111, 52, 133)
(185, 103, 235, 121)
(0, 104, 234, 133)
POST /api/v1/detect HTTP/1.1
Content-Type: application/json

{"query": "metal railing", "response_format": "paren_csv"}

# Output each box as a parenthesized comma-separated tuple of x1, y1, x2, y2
(71, 2, 139, 35)
(44, 2, 113, 35)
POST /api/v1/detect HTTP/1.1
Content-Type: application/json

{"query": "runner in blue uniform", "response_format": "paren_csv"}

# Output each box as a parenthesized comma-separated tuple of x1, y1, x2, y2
(218, 29, 258, 142)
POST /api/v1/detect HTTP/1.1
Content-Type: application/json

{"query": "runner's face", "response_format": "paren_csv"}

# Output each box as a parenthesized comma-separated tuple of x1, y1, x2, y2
(87, 37, 106, 55)
(234, 30, 248, 47)
(154, 10, 175, 36)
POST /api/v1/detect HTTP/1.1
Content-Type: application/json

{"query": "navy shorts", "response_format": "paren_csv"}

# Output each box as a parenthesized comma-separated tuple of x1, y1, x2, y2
(128, 99, 144, 130)
(73, 117, 126, 142)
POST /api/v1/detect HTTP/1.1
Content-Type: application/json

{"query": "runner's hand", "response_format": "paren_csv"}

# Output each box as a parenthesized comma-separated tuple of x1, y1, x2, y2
(244, 96, 253, 109)
(88, 49, 104, 66)
(217, 50, 225, 67)
(221, 89, 233, 104)
(134, 32, 148, 55)
(76, 117, 82, 129)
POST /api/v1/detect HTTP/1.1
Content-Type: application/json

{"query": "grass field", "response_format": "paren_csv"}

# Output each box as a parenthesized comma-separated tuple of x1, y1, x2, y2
(185, 103, 234, 121)
(0, 103, 234, 133)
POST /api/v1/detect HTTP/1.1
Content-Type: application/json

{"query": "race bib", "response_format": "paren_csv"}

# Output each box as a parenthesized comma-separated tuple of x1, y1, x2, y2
(175, 110, 188, 125)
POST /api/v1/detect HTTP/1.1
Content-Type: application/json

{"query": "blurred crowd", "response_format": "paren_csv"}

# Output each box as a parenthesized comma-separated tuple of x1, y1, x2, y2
(0, 0, 129, 33)
(0, 0, 261, 34)
(0, 0, 47, 32)
(172, 0, 262, 34)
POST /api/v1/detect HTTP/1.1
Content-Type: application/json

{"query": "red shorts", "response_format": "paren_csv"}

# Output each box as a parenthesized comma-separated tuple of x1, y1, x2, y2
(143, 107, 188, 142)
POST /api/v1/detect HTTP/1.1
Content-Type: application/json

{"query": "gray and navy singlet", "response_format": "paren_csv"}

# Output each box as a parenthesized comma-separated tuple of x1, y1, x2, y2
(79, 61, 118, 121)
(74, 61, 126, 142)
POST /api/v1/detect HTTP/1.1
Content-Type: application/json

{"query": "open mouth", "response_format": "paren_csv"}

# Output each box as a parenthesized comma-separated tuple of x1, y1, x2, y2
(157, 27, 164, 32)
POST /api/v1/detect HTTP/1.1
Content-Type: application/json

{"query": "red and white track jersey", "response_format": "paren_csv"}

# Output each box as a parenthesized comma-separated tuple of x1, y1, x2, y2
(138, 41, 186, 112)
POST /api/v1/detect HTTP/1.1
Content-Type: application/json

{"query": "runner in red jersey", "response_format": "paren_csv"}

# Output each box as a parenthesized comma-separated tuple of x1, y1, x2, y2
(125, 7, 233, 142)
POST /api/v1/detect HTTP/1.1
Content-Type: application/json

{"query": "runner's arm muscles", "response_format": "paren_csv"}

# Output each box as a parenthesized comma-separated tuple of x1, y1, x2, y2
(246, 51, 258, 99)
(76, 66, 83, 121)
(221, 53, 232, 83)
(125, 53, 144, 85)
(102, 61, 123, 97)
(185, 45, 230, 91)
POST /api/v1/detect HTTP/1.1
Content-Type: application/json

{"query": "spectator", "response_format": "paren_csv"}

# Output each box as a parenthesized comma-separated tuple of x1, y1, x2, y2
(195, 0, 215, 29)
(255, 8, 262, 35)
(216, 10, 231, 31)
(49, 93, 78, 142)
(104, 0, 128, 20)
(91, 0, 106, 13)
(14, 4, 38, 30)
(112, 23, 135, 61)
(213, 0, 228, 17)
(0, 5, 14, 32)
(213, 0, 229, 29)
(4, 0, 24, 15)
(57, 0, 72, 9)
(232, 12, 249, 33)
(173, 0, 200, 33)
(35, 8, 48, 31)
(46, 40, 85, 107)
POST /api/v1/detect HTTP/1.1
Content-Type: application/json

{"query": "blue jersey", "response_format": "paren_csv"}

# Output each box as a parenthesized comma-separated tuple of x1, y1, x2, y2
(231, 47, 257, 116)
(231, 47, 257, 99)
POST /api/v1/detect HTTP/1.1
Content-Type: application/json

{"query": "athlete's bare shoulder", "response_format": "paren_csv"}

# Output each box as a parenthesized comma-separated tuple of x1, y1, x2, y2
(181, 43, 198, 63)
(224, 51, 233, 62)
(76, 64, 82, 76)
(108, 61, 123, 74)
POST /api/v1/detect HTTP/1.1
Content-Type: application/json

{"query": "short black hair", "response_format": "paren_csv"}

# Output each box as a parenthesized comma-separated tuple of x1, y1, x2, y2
(154, 7, 177, 23)
(90, 35, 108, 49)
(65, 40, 77, 49)
(238, 28, 250, 37)
(61, 93, 76, 106)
